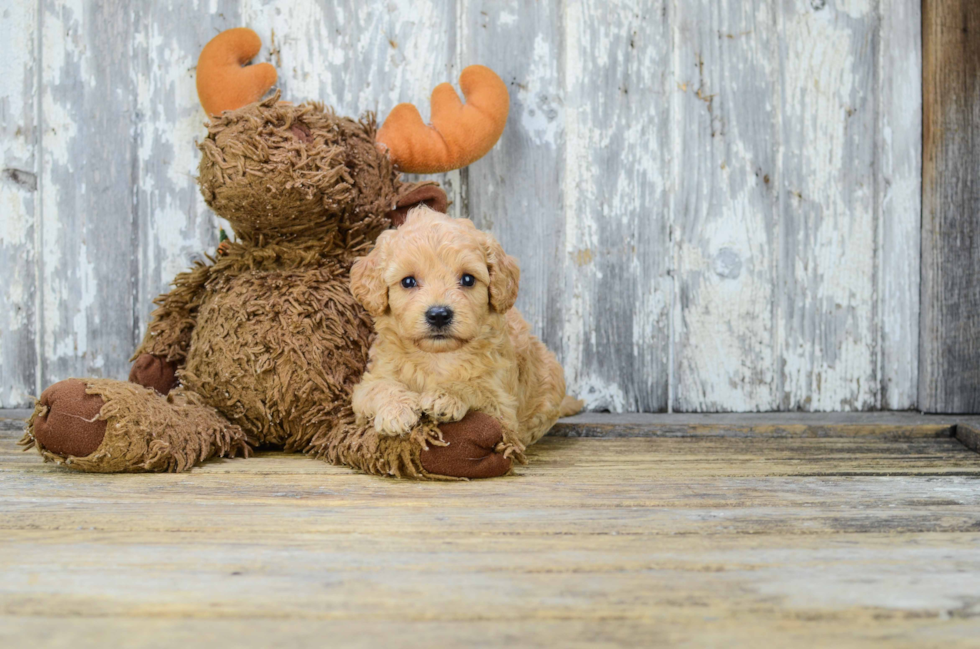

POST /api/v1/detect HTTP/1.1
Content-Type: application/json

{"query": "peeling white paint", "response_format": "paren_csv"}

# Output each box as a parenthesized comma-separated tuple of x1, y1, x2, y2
(0, 0, 924, 412)
(671, 0, 780, 412)
(559, 0, 592, 398)
(876, 0, 921, 409)
(575, 376, 628, 413)
(837, 0, 873, 19)
(135, 7, 221, 328)
(517, 34, 562, 147)
(777, 1, 879, 411)
(0, 0, 39, 406)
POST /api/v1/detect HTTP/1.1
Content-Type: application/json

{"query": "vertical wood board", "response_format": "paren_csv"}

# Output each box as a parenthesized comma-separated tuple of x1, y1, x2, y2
(38, 0, 140, 387)
(920, 0, 980, 413)
(0, 2, 39, 407)
(559, 0, 672, 412)
(775, 0, 879, 411)
(876, 0, 921, 410)
(0, 0, 927, 412)
(672, 0, 779, 411)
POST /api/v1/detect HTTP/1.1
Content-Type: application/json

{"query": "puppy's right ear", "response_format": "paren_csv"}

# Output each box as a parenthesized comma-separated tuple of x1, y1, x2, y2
(351, 234, 391, 317)
(483, 232, 520, 313)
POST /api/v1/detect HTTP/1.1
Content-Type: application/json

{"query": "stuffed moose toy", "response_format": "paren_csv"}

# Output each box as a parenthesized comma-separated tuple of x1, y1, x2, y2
(20, 28, 516, 479)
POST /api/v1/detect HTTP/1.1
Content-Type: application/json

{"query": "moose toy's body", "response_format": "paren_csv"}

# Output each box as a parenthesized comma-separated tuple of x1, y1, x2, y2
(20, 28, 516, 479)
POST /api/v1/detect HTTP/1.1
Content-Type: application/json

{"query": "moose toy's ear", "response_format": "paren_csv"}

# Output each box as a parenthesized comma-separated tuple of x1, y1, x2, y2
(350, 232, 393, 317)
(387, 183, 448, 227)
(376, 65, 509, 174)
(196, 28, 278, 116)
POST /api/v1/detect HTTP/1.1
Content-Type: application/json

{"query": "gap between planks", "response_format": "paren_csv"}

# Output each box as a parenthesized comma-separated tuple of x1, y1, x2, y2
(2, 409, 979, 455)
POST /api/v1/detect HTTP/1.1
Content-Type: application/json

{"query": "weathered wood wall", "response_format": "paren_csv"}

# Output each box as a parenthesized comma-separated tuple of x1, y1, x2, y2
(921, 0, 980, 413)
(0, 0, 923, 412)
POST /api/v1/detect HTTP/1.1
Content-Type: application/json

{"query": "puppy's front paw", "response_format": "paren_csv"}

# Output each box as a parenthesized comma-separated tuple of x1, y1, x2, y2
(374, 400, 420, 436)
(420, 391, 469, 423)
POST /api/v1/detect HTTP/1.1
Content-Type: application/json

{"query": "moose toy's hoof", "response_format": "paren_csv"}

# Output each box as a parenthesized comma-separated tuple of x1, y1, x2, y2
(129, 353, 178, 395)
(32, 379, 107, 458)
(422, 411, 512, 479)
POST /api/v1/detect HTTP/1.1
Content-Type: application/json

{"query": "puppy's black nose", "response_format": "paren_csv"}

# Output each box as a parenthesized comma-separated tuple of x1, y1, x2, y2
(425, 306, 454, 329)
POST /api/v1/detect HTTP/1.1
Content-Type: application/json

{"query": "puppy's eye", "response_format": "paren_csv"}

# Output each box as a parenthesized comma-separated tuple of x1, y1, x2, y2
(401, 276, 417, 289)
(460, 274, 476, 288)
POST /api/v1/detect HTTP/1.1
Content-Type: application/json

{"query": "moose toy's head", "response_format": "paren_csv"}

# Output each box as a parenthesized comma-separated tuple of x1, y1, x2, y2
(193, 28, 509, 243)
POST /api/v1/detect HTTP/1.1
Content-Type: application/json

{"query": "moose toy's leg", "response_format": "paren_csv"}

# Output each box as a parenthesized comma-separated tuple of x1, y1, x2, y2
(306, 408, 512, 479)
(21, 378, 249, 473)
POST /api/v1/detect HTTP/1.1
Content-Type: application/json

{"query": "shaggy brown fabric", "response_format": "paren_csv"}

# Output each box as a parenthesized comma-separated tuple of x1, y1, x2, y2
(175, 241, 378, 452)
(129, 354, 179, 395)
(421, 412, 512, 479)
(133, 261, 212, 365)
(305, 413, 448, 479)
(24, 95, 510, 479)
(197, 93, 401, 245)
(21, 379, 250, 473)
(31, 379, 107, 458)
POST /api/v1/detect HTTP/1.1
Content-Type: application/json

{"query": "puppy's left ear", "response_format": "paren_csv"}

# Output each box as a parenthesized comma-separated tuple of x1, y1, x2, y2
(483, 232, 520, 313)
(351, 232, 392, 317)
(387, 183, 448, 227)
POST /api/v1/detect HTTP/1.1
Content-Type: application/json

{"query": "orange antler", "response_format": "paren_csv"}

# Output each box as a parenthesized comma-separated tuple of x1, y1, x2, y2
(196, 28, 277, 116)
(377, 66, 509, 174)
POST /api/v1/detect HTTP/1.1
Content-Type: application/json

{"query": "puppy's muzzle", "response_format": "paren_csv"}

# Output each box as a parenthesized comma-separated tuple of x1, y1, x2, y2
(425, 305, 454, 330)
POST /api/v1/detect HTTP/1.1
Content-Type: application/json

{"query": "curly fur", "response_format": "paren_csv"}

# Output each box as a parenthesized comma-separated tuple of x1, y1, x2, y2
(350, 207, 581, 454)
(24, 97, 448, 478)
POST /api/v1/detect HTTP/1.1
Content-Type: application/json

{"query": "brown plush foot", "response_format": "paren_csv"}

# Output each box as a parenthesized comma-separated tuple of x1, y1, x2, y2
(33, 379, 107, 457)
(421, 412, 512, 479)
(129, 353, 178, 395)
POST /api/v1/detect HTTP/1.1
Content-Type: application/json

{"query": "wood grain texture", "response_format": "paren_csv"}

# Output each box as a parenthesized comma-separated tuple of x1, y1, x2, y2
(551, 411, 964, 439)
(2, 425, 980, 646)
(0, 1, 926, 412)
(2, 614, 979, 649)
(877, 0, 921, 410)
(956, 422, 980, 453)
(673, 0, 922, 412)
(776, 0, 879, 411)
(241, 0, 456, 128)
(564, 0, 672, 412)
(131, 2, 243, 343)
(38, 0, 140, 387)
(0, 2, 39, 407)
(672, 0, 779, 411)
(240, 0, 464, 213)
(921, 0, 980, 413)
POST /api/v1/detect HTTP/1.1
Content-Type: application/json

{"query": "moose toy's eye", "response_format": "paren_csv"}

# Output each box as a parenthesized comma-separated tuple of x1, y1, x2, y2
(460, 274, 476, 288)
(401, 276, 417, 289)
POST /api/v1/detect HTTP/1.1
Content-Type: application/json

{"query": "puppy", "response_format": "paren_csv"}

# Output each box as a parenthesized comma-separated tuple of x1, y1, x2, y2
(350, 206, 582, 456)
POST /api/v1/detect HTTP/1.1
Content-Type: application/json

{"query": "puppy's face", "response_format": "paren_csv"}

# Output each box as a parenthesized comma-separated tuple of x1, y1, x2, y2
(387, 233, 491, 353)
(351, 207, 520, 354)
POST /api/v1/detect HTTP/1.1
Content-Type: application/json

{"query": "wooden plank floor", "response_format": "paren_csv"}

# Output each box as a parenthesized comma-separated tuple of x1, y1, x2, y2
(2, 411, 980, 647)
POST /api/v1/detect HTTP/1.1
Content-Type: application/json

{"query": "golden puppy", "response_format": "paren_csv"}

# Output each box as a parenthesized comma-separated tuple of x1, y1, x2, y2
(350, 206, 581, 456)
